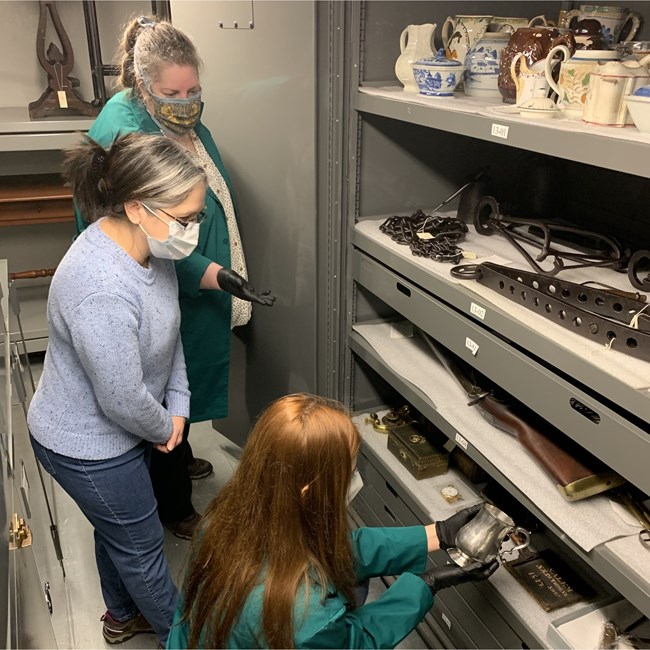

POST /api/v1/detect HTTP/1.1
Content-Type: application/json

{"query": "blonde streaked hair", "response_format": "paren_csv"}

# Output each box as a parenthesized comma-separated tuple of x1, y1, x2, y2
(182, 393, 361, 648)
(62, 133, 207, 222)
(117, 15, 202, 95)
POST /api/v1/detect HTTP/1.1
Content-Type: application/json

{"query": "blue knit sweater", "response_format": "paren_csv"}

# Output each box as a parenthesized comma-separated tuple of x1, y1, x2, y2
(28, 222, 191, 460)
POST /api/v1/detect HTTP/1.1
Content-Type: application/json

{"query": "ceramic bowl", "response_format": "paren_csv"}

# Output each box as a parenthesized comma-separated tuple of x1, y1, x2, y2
(412, 49, 465, 97)
(518, 106, 559, 119)
(625, 85, 650, 132)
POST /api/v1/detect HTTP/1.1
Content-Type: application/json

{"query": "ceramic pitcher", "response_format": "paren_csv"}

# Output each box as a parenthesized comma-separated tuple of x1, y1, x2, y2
(448, 503, 531, 567)
(499, 27, 576, 103)
(464, 32, 511, 97)
(511, 54, 553, 106)
(442, 15, 492, 65)
(564, 5, 642, 44)
(583, 55, 650, 126)
(395, 23, 437, 92)
(489, 15, 548, 34)
(545, 46, 620, 116)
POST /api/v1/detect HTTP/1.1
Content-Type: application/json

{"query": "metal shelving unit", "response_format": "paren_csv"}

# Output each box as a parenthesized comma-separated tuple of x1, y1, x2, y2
(340, 2, 650, 647)
(355, 89, 650, 180)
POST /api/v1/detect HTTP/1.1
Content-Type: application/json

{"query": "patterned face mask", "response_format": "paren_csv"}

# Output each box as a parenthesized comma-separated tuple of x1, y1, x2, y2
(147, 89, 202, 135)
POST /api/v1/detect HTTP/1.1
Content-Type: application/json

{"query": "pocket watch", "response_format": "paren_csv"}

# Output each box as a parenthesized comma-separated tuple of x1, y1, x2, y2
(441, 484, 462, 503)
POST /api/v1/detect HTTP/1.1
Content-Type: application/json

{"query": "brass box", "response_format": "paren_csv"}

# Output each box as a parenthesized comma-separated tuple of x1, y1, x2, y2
(387, 423, 449, 480)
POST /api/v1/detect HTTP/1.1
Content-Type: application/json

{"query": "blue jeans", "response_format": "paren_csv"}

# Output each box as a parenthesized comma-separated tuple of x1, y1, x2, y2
(30, 436, 178, 643)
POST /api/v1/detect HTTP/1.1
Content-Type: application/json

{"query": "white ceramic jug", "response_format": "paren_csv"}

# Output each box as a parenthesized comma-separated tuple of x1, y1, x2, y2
(544, 46, 620, 117)
(583, 55, 650, 126)
(395, 23, 437, 92)
(510, 54, 552, 106)
(441, 15, 492, 65)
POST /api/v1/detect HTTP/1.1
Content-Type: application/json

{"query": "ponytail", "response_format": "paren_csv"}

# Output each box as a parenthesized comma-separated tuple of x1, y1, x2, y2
(116, 15, 201, 95)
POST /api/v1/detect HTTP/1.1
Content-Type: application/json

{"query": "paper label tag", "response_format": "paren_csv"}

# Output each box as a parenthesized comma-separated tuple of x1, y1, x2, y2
(57, 90, 68, 109)
(465, 337, 479, 356)
(470, 302, 486, 320)
(441, 612, 452, 629)
(462, 250, 477, 259)
(416, 232, 434, 240)
(491, 123, 509, 139)
(455, 432, 468, 450)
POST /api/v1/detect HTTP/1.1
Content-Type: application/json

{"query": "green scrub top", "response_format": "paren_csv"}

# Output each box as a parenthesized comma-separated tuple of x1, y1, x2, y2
(75, 89, 234, 421)
(167, 526, 434, 649)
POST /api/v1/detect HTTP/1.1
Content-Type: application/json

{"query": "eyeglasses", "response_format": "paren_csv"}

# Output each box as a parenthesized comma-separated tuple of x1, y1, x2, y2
(142, 202, 207, 229)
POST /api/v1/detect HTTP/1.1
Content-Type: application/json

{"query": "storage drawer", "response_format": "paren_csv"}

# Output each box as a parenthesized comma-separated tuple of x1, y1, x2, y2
(353, 250, 650, 495)
(357, 451, 422, 527)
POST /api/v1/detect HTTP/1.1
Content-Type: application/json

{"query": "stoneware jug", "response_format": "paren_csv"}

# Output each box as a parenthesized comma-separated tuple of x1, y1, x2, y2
(564, 5, 642, 44)
(499, 27, 576, 103)
(510, 53, 553, 106)
(395, 23, 437, 93)
(583, 55, 650, 126)
(464, 31, 511, 97)
(441, 15, 492, 65)
(545, 45, 620, 116)
(489, 15, 548, 34)
(448, 503, 531, 568)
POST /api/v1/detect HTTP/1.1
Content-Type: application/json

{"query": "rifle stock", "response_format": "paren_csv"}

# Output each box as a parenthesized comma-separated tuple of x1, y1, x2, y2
(478, 396, 625, 500)
(417, 329, 625, 501)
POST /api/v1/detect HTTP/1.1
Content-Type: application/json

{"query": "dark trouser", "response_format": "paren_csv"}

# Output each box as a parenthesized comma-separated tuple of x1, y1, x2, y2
(149, 422, 195, 523)
(30, 436, 178, 644)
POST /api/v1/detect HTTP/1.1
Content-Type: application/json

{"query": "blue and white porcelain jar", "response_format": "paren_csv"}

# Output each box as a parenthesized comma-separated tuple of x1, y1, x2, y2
(412, 48, 466, 97)
(464, 32, 510, 98)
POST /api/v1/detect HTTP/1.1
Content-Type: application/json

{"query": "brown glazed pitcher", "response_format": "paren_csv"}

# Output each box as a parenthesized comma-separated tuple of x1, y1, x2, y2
(498, 27, 576, 103)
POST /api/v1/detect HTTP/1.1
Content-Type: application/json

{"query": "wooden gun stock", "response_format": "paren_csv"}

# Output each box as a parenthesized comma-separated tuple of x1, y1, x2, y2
(478, 395, 625, 500)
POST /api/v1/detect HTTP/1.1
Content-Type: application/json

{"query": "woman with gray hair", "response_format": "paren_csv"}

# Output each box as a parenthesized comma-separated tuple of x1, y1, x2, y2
(75, 15, 275, 542)
(29, 132, 207, 646)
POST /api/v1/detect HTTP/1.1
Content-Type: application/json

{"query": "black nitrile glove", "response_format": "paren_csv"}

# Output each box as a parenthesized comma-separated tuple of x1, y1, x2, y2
(217, 268, 276, 306)
(420, 559, 499, 595)
(435, 503, 482, 551)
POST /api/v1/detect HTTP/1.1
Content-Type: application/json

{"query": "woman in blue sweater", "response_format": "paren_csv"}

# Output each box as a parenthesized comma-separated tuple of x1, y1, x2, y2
(28, 133, 207, 646)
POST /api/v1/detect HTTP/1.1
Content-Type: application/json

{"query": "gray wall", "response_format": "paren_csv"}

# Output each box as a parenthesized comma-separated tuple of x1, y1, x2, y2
(171, 1, 318, 442)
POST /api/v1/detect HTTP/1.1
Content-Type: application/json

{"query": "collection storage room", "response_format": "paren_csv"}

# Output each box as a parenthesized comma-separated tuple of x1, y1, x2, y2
(1, 1, 649, 648)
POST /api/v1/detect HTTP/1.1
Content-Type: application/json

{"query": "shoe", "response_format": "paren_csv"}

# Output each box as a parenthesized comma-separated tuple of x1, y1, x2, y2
(188, 457, 213, 480)
(164, 511, 202, 540)
(101, 611, 154, 644)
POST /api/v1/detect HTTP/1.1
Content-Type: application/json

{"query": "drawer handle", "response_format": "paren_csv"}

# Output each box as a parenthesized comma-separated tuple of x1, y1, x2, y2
(569, 398, 601, 424)
(396, 282, 411, 297)
(383, 505, 397, 522)
(385, 481, 399, 498)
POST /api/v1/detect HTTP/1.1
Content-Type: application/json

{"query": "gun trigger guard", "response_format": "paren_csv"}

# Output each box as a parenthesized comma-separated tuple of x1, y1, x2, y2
(467, 389, 490, 406)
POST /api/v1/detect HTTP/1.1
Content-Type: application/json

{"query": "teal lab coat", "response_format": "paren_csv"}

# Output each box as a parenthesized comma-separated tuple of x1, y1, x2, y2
(167, 526, 434, 649)
(75, 89, 234, 421)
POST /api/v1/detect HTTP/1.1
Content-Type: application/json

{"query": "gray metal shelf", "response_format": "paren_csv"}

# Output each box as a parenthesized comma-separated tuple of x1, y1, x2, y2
(348, 330, 650, 623)
(0, 107, 93, 152)
(354, 90, 650, 180)
(352, 222, 650, 427)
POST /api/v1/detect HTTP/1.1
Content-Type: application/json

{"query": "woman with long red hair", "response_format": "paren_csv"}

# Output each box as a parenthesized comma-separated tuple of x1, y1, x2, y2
(168, 394, 497, 649)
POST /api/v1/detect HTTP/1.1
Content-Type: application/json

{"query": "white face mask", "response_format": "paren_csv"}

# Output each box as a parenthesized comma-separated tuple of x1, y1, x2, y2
(140, 203, 199, 261)
(347, 468, 364, 505)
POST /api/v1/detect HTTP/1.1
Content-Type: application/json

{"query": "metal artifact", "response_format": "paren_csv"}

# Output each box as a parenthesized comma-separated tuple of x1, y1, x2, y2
(441, 484, 463, 503)
(450, 261, 650, 362)
(29, 1, 99, 120)
(628, 250, 650, 291)
(387, 421, 449, 480)
(380, 210, 467, 263)
(447, 502, 531, 567)
(473, 195, 625, 276)
(365, 405, 412, 433)
(418, 328, 626, 499)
